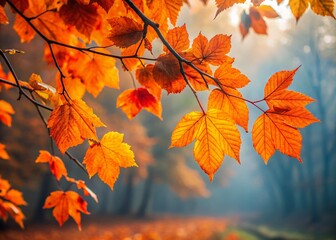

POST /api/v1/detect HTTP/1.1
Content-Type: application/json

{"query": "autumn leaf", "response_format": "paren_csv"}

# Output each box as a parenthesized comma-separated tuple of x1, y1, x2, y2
(289, 0, 309, 21)
(253, 67, 318, 163)
(191, 33, 233, 66)
(107, 16, 143, 48)
(0, 100, 15, 127)
(83, 131, 137, 189)
(208, 88, 249, 131)
(95, 0, 115, 12)
(215, 0, 245, 18)
(66, 177, 98, 203)
(29, 73, 60, 106)
(43, 190, 89, 230)
(160, 0, 184, 26)
(239, 11, 251, 39)
(75, 51, 119, 97)
(171, 109, 241, 180)
(60, 1, 99, 39)
(252, 111, 303, 163)
(0, 143, 9, 160)
(153, 53, 186, 93)
(164, 24, 190, 53)
(310, 0, 335, 18)
(47, 99, 106, 153)
(250, 7, 267, 35)
(3, 189, 27, 206)
(117, 88, 162, 119)
(257, 5, 280, 18)
(35, 150, 68, 181)
(265, 89, 315, 109)
(213, 61, 250, 88)
(264, 67, 300, 105)
(0, 6, 8, 24)
(135, 64, 162, 99)
(0, 200, 25, 228)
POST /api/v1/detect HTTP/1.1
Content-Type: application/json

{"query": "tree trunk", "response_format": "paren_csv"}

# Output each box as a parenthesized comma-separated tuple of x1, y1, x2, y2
(33, 172, 52, 221)
(136, 168, 154, 218)
(118, 170, 135, 215)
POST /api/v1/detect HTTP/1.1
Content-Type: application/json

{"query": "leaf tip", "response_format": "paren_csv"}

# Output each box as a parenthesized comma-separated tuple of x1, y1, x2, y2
(208, 173, 214, 181)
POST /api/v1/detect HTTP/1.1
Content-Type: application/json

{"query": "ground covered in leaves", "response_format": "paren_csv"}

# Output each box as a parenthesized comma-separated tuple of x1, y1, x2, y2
(0, 216, 335, 240)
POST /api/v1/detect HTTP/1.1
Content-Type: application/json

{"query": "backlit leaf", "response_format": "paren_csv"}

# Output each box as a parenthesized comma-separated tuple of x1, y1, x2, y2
(213, 61, 250, 88)
(83, 131, 137, 189)
(208, 88, 249, 131)
(310, 0, 335, 18)
(289, 0, 309, 21)
(265, 89, 315, 109)
(171, 109, 241, 180)
(164, 24, 190, 53)
(47, 99, 105, 153)
(191, 33, 233, 66)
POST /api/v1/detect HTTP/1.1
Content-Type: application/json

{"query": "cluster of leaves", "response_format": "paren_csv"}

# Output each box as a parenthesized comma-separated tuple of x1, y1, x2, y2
(0, 176, 26, 228)
(0, 0, 328, 230)
(215, 0, 335, 38)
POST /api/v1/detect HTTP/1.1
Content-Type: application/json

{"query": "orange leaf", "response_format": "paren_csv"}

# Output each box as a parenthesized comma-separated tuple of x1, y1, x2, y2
(66, 177, 98, 203)
(0, 177, 10, 196)
(171, 109, 241, 180)
(0, 143, 9, 160)
(213, 62, 250, 88)
(43, 190, 89, 230)
(60, 1, 99, 39)
(0, 6, 8, 24)
(269, 107, 319, 128)
(95, 0, 115, 12)
(0, 100, 15, 127)
(117, 88, 162, 119)
(83, 131, 137, 189)
(164, 24, 190, 53)
(135, 64, 162, 99)
(107, 16, 143, 48)
(47, 99, 105, 153)
(76, 51, 119, 97)
(3, 189, 27, 206)
(191, 33, 233, 66)
(289, 0, 309, 21)
(310, 0, 335, 19)
(257, 5, 280, 18)
(264, 67, 299, 101)
(215, 0, 245, 18)
(35, 150, 68, 181)
(153, 53, 186, 93)
(208, 88, 249, 131)
(250, 7, 267, 35)
(0, 200, 25, 228)
(265, 89, 315, 109)
(239, 11, 251, 39)
(252, 111, 303, 163)
(161, 0, 183, 25)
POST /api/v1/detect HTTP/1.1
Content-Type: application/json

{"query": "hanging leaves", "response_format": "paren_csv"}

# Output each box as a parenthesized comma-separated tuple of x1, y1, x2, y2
(43, 190, 89, 231)
(252, 68, 319, 163)
(35, 150, 68, 181)
(0, 176, 26, 228)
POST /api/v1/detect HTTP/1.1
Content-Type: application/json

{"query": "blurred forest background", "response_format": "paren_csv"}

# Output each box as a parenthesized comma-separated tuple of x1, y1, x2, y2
(0, 0, 335, 239)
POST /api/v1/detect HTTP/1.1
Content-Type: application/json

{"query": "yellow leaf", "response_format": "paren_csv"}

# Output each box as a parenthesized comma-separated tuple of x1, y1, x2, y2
(310, 0, 335, 18)
(171, 109, 241, 180)
(289, 0, 309, 21)
(83, 132, 137, 189)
